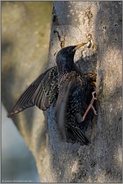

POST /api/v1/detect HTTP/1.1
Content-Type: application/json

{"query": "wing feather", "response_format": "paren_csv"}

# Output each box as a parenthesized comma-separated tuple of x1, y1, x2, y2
(55, 72, 78, 139)
(8, 66, 58, 116)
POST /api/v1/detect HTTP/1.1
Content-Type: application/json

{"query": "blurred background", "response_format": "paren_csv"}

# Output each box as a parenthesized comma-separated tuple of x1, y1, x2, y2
(2, 105, 39, 182)
(2, 2, 53, 182)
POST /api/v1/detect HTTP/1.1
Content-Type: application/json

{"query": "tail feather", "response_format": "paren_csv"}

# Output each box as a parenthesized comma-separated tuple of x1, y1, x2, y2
(66, 124, 90, 145)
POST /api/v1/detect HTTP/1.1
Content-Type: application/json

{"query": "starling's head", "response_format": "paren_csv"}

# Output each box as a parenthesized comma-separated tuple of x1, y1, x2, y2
(56, 43, 86, 63)
(56, 46, 77, 63)
(56, 43, 87, 73)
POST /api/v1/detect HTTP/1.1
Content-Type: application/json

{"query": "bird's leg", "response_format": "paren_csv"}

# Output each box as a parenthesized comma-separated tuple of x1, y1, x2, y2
(82, 91, 97, 122)
(91, 104, 98, 115)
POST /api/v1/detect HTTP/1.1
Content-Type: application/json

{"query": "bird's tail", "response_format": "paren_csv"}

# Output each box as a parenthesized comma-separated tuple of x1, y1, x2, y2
(66, 124, 90, 145)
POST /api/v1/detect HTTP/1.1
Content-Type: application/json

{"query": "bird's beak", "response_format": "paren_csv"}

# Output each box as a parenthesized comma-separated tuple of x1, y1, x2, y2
(73, 43, 87, 51)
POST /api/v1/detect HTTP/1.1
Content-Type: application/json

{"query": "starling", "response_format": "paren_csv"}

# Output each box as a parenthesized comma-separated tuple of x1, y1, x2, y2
(8, 43, 97, 145)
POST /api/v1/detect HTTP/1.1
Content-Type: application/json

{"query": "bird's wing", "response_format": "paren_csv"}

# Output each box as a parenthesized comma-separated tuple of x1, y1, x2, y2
(8, 66, 58, 116)
(55, 71, 96, 145)
(55, 72, 76, 139)
(55, 72, 89, 143)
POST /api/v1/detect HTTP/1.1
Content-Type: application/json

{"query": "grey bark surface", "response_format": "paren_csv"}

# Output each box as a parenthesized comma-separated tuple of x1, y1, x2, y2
(44, 2, 122, 182)
(2, 1, 122, 182)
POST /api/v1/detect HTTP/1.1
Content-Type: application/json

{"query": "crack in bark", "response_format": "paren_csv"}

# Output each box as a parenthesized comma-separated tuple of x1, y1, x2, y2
(54, 30, 65, 48)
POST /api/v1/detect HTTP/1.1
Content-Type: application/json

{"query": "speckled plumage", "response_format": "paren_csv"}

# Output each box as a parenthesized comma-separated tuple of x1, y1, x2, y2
(8, 66, 58, 115)
(8, 44, 96, 145)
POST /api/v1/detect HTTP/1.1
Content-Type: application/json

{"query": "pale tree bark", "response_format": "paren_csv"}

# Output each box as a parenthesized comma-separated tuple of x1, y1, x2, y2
(2, 1, 122, 182)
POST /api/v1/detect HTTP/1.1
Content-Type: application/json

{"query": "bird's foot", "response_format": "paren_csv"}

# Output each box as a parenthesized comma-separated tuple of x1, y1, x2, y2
(91, 104, 98, 115)
(82, 91, 97, 122)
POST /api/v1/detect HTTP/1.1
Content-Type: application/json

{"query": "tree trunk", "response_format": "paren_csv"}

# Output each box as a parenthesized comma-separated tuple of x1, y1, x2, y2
(43, 2, 122, 182)
(3, 1, 122, 182)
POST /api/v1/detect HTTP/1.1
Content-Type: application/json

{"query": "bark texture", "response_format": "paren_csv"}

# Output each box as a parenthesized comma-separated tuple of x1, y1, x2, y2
(2, 1, 122, 182)
(43, 2, 122, 182)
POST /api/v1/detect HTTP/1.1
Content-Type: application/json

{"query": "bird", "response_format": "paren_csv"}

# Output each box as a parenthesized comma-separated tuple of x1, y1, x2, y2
(8, 42, 97, 145)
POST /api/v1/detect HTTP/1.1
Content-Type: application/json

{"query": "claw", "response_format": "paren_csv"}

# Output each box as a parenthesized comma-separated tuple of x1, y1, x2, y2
(91, 105, 98, 115)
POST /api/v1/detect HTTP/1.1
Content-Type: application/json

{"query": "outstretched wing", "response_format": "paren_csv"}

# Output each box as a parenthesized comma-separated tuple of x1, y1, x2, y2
(8, 66, 58, 116)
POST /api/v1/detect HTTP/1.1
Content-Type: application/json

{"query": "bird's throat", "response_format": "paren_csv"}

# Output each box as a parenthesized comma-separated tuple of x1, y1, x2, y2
(58, 61, 76, 76)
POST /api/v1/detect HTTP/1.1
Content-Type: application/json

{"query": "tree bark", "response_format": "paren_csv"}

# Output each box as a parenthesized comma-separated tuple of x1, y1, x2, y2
(43, 2, 122, 182)
(2, 1, 122, 182)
